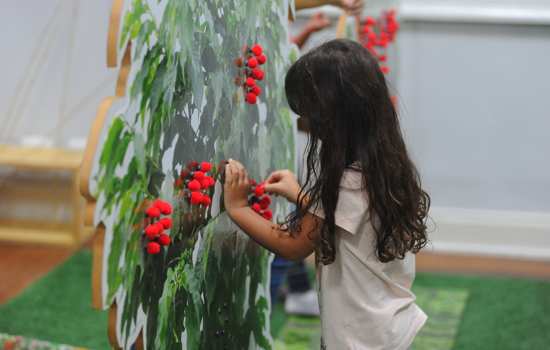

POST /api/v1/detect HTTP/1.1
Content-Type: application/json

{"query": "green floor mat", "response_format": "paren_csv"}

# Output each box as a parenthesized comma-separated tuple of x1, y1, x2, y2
(0, 333, 85, 350)
(273, 287, 469, 350)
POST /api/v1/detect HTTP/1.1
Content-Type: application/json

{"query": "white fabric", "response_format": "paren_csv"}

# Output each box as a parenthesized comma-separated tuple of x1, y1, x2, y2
(310, 169, 427, 350)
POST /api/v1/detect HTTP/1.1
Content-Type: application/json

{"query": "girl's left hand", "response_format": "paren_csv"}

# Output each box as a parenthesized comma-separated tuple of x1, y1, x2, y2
(223, 159, 250, 215)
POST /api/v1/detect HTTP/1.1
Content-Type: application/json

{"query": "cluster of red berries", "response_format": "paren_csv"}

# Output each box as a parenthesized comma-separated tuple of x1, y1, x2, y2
(361, 10, 400, 75)
(176, 161, 215, 207)
(144, 199, 173, 255)
(248, 180, 273, 220)
(237, 44, 267, 104)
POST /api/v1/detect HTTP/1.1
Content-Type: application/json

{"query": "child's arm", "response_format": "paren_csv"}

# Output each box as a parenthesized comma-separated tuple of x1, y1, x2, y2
(291, 12, 331, 49)
(224, 160, 320, 261)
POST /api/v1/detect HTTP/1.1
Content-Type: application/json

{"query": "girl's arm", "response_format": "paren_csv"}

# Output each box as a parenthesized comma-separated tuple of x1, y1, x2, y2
(224, 160, 320, 261)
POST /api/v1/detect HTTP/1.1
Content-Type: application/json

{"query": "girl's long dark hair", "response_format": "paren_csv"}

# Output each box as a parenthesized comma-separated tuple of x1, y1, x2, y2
(285, 39, 429, 264)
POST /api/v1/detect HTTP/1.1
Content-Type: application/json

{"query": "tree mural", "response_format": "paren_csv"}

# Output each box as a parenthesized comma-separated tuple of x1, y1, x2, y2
(87, 0, 297, 348)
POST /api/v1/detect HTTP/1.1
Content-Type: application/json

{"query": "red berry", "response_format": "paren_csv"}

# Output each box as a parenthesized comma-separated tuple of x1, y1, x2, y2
(251, 44, 263, 56)
(158, 234, 171, 246)
(188, 179, 202, 191)
(147, 242, 161, 254)
(190, 191, 203, 205)
(246, 77, 256, 87)
(193, 171, 205, 180)
(259, 195, 271, 209)
(257, 54, 267, 65)
(247, 57, 258, 68)
(367, 31, 377, 43)
(200, 176, 215, 188)
(144, 224, 160, 239)
(365, 16, 376, 26)
(246, 92, 257, 104)
(145, 206, 161, 218)
(251, 85, 261, 96)
(251, 68, 264, 80)
(201, 194, 212, 206)
(249, 179, 257, 186)
(154, 200, 172, 215)
(200, 161, 212, 172)
(252, 203, 261, 212)
(262, 209, 273, 220)
(180, 170, 189, 179)
(187, 161, 199, 170)
(159, 217, 172, 229)
(207, 176, 216, 187)
(378, 54, 387, 62)
(381, 66, 390, 74)
(254, 184, 265, 197)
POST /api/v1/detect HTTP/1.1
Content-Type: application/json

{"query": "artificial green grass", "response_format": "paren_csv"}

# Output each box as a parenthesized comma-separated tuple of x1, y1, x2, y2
(0, 250, 109, 349)
(1, 251, 549, 350)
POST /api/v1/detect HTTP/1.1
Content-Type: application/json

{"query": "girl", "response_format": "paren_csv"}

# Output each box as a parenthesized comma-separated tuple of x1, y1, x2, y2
(223, 39, 430, 349)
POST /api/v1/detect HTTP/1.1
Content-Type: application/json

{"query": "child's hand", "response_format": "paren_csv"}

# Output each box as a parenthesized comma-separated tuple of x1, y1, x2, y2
(224, 159, 251, 215)
(339, 0, 364, 16)
(306, 12, 331, 33)
(264, 170, 302, 204)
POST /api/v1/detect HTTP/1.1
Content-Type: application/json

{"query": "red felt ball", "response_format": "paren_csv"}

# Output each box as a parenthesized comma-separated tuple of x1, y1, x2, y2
(200, 161, 212, 172)
(190, 191, 203, 205)
(257, 54, 267, 65)
(201, 194, 212, 206)
(154, 200, 172, 215)
(365, 16, 376, 26)
(159, 217, 172, 229)
(193, 171, 205, 180)
(254, 184, 265, 197)
(147, 242, 161, 254)
(259, 195, 271, 209)
(367, 31, 377, 43)
(188, 179, 202, 191)
(380, 66, 390, 74)
(251, 68, 264, 81)
(145, 206, 161, 218)
(251, 203, 261, 213)
(144, 224, 160, 239)
(246, 77, 256, 87)
(246, 92, 257, 104)
(251, 44, 263, 56)
(247, 57, 258, 68)
(251, 85, 261, 96)
(262, 209, 273, 220)
(158, 234, 171, 246)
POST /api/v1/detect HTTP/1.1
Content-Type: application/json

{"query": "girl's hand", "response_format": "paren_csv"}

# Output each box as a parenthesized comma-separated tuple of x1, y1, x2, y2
(264, 170, 302, 204)
(224, 159, 250, 215)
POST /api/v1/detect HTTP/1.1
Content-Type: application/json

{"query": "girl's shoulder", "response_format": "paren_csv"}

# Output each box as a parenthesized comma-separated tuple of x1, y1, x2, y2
(341, 167, 364, 191)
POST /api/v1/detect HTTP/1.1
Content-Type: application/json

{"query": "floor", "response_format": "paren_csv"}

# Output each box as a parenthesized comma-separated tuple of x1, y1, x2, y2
(1, 241, 549, 305)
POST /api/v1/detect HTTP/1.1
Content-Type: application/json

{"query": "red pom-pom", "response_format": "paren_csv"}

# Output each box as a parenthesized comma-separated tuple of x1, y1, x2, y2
(201, 194, 212, 206)
(188, 179, 202, 191)
(254, 184, 265, 197)
(193, 171, 205, 180)
(200, 176, 215, 189)
(246, 77, 256, 87)
(251, 85, 261, 96)
(159, 217, 172, 229)
(154, 200, 172, 215)
(252, 203, 261, 212)
(259, 195, 271, 209)
(262, 209, 273, 220)
(200, 161, 212, 172)
(147, 242, 161, 254)
(380, 66, 390, 74)
(158, 234, 171, 246)
(251, 68, 264, 81)
(251, 44, 263, 56)
(257, 54, 267, 65)
(145, 206, 161, 218)
(367, 31, 377, 43)
(190, 191, 203, 205)
(144, 224, 160, 239)
(365, 16, 376, 26)
(247, 57, 258, 68)
(246, 92, 257, 104)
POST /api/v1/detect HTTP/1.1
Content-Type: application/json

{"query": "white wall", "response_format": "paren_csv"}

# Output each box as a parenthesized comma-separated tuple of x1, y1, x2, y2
(291, 1, 550, 260)
(0, 0, 117, 149)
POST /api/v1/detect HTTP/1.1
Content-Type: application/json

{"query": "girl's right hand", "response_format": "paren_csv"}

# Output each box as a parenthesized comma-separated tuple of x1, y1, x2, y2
(264, 170, 302, 204)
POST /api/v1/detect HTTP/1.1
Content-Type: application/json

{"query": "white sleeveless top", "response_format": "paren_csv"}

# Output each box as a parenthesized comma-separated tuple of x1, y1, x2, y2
(310, 169, 427, 350)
